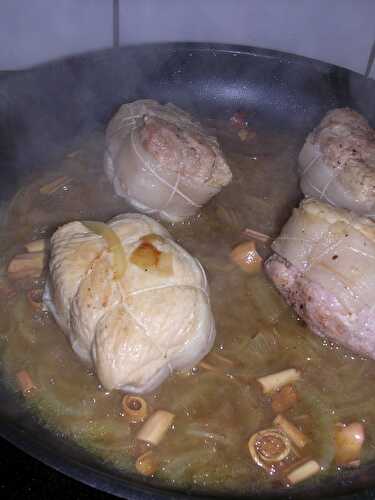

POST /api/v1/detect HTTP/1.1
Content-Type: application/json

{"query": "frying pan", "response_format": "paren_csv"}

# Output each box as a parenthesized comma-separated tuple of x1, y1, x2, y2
(0, 43, 375, 500)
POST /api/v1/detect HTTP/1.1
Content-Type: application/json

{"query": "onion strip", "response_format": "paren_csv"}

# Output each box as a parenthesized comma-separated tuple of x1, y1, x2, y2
(82, 221, 126, 280)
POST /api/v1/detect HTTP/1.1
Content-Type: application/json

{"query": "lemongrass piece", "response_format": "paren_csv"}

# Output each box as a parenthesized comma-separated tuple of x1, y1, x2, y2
(335, 422, 364, 467)
(230, 240, 263, 274)
(257, 368, 301, 394)
(199, 360, 249, 386)
(8, 252, 46, 280)
(209, 352, 235, 367)
(136, 410, 174, 446)
(243, 228, 272, 244)
(25, 239, 48, 253)
(82, 221, 126, 280)
(271, 385, 298, 414)
(248, 428, 292, 469)
(122, 395, 148, 424)
(39, 175, 72, 195)
(199, 360, 219, 373)
(135, 450, 159, 477)
(16, 370, 37, 395)
(284, 459, 320, 485)
(273, 414, 309, 449)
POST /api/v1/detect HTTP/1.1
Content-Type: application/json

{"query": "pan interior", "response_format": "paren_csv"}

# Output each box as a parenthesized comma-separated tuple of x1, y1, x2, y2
(0, 44, 375, 499)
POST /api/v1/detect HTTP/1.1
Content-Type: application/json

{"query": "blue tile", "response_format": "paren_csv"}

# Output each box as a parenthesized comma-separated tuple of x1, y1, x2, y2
(0, 0, 113, 69)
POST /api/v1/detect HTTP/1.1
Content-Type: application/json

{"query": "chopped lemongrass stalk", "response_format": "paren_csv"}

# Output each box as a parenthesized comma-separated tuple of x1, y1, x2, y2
(8, 252, 46, 280)
(122, 395, 148, 424)
(273, 414, 309, 449)
(242, 228, 272, 244)
(199, 360, 249, 386)
(335, 422, 364, 467)
(25, 239, 49, 253)
(136, 410, 174, 446)
(135, 450, 159, 477)
(271, 384, 298, 413)
(82, 221, 126, 280)
(199, 360, 219, 373)
(39, 175, 72, 195)
(284, 459, 320, 485)
(16, 370, 37, 395)
(230, 240, 263, 274)
(248, 428, 292, 468)
(209, 351, 235, 367)
(257, 368, 301, 394)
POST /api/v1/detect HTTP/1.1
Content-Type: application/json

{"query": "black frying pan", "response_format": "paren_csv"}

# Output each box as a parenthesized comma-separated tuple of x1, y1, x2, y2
(0, 43, 375, 500)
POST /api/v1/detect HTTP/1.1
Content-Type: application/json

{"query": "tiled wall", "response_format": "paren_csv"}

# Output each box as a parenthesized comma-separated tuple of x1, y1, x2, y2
(1, 0, 375, 78)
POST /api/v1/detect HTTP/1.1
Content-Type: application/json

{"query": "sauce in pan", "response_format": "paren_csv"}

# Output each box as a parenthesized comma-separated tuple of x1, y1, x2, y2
(0, 121, 373, 494)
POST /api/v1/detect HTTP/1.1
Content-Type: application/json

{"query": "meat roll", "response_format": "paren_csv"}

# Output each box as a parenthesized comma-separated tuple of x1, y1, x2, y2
(44, 213, 215, 393)
(265, 198, 375, 359)
(298, 108, 375, 218)
(104, 100, 232, 222)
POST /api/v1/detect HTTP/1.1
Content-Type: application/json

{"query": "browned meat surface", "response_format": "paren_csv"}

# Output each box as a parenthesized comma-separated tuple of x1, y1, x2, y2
(265, 198, 375, 359)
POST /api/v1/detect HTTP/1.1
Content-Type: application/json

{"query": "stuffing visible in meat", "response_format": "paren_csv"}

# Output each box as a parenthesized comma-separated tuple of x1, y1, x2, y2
(44, 213, 215, 393)
(298, 108, 375, 217)
(265, 198, 375, 358)
(104, 100, 232, 222)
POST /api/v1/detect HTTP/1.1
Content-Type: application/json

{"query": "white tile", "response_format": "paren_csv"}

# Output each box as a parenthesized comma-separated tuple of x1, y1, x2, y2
(119, 0, 375, 74)
(0, 0, 113, 69)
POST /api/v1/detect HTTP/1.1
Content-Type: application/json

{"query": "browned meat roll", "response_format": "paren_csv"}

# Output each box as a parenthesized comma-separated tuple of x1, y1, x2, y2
(265, 198, 375, 359)
(104, 100, 232, 222)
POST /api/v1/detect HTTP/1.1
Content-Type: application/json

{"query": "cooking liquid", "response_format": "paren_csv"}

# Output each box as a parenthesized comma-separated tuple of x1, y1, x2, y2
(0, 123, 374, 494)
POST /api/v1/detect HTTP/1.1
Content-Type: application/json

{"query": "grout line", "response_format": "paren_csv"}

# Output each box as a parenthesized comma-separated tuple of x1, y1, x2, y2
(365, 38, 375, 78)
(113, 0, 120, 48)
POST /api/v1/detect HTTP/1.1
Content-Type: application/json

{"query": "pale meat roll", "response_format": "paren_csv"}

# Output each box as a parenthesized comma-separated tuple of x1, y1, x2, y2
(104, 99, 232, 222)
(265, 198, 375, 359)
(298, 108, 375, 217)
(44, 213, 215, 393)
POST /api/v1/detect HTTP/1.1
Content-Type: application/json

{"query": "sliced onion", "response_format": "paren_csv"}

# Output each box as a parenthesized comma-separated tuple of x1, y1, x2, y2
(82, 221, 126, 280)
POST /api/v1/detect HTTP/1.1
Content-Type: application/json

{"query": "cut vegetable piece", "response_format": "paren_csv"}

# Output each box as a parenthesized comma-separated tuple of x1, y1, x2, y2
(273, 414, 309, 449)
(230, 241, 263, 274)
(136, 410, 175, 446)
(243, 228, 272, 244)
(16, 370, 37, 395)
(271, 385, 298, 414)
(25, 239, 49, 253)
(284, 459, 320, 485)
(335, 422, 364, 467)
(135, 450, 159, 476)
(257, 368, 301, 394)
(8, 252, 46, 280)
(248, 428, 292, 469)
(122, 395, 148, 423)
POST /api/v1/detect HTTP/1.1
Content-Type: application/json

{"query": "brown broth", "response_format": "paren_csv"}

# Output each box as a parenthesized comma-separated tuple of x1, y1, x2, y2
(1, 124, 374, 495)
